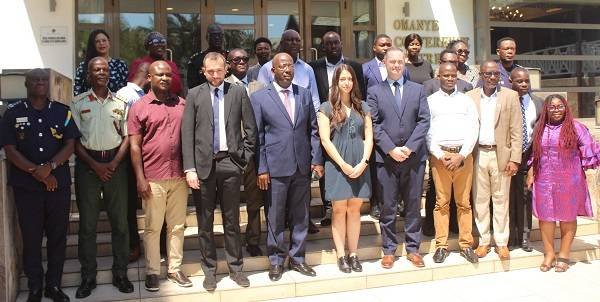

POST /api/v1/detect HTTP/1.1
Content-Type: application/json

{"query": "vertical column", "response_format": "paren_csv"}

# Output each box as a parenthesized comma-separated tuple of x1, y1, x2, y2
(0, 151, 19, 301)
(474, 0, 490, 64)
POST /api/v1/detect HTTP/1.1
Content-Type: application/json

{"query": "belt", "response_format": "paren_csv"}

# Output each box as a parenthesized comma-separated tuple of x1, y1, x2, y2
(213, 151, 229, 161)
(478, 144, 496, 150)
(440, 145, 462, 153)
(85, 147, 119, 163)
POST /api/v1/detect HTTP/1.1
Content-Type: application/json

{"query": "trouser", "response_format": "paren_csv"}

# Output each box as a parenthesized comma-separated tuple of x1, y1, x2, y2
(377, 157, 425, 255)
(424, 167, 459, 232)
(126, 159, 141, 249)
(508, 150, 532, 246)
(196, 157, 243, 275)
(266, 169, 311, 265)
(75, 159, 129, 279)
(143, 178, 188, 275)
(473, 149, 511, 246)
(243, 158, 264, 246)
(430, 155, 474, 249)
(14, 187, 70, 290)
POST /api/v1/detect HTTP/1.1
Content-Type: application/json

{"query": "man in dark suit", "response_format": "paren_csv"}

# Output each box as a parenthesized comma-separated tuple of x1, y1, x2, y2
(182, 52, 257, 291)
(363, 34, 392, 89)
(421, 49, 474, 236)
(251, 53, 324, 282)
(367, 48, 430, 269)
(508, 67, 542, 252)
(309, 31, 365, 227)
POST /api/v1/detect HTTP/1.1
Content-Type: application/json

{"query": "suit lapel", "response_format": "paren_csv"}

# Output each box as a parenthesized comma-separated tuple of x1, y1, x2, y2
(267, 85, 293, 126)
(201, 85, 214, 126)
(495, 88, 502, 126)
(472, 89, 482, 117)
(382, 82, 402, 119)
(293, 85, 301, 126)
(397, 79, 410, 120)
(317, 60, 328, 86)
(369, 59, 383, 83)
(223, 82, 233, 128)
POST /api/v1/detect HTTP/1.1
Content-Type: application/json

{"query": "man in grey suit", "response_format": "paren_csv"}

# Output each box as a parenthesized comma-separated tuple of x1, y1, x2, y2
(225, 48, 266, 257)
(251, 53, 323, 282)
(182, 52, 257, 291)
(368, 48, 430, 269)
(508, 67, 542, 252)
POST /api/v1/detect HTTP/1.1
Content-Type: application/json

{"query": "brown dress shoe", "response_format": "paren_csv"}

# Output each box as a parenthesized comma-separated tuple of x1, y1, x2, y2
(407, 253, 425, 267)
(495, 246, 510, 260)
(475, 245, 490, 258)
(381, 255, 395, 269)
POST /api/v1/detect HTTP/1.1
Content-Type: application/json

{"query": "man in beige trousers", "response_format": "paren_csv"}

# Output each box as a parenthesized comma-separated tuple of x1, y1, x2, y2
(466, 60, 522, 260)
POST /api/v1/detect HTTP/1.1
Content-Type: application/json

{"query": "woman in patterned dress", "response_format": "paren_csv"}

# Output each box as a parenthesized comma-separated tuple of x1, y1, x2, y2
(527, 94, 599, 272)
(74, 29, 128, 96)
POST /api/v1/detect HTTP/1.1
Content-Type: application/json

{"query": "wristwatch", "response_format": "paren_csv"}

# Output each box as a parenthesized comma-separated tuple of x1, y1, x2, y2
(364, 159, 370, 165)
(49, 161, 57, 170)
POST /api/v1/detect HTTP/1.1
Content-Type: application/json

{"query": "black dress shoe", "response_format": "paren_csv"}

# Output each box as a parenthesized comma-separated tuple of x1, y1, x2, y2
(203, 274, 217, 291)
(370, 204, 381, 220)
(308, 220, 320, 234)
(521, 238, 533, 252)
(230, 272, 250, 287)
(320, 217, 332, 227)
(337, 256, 351, 273)
(268, 265, 284, 281)
(27, 289, 42, 302)
(289, 261, 316, 277)
(460, 247, 479, 263)
(144, 274, 159, 292)
(433, 248, 450, 263)
(44, 286, 69, 302)
(75, 278, 96, 299)
(113, 275, 134, 293)
(348, 255, 363, 272)
(246, 244, 264, 257)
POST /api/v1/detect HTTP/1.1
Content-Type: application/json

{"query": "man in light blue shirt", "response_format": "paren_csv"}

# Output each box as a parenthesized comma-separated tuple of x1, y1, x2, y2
(257, 29, 320, 113)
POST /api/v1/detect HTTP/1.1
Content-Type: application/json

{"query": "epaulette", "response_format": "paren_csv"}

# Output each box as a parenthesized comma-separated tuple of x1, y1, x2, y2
(7, 100, 24, 109)
(187, 52, 200, 64)
(72, 91, 92, 104)
(49, 100, 70, 109)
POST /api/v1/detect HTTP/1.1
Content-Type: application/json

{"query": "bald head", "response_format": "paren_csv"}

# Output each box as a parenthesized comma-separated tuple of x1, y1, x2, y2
(206, 23, 224, 50)
(438, 63, 457, 93)
(272, 53, 294, 88)
(87, 56, 109, 89)
(25, 68, 49, 98)
(280, 30, 301, 59)
(322, 31, 342, 62)
(510, 67, 530, 96)
(148, 60, 172, 94)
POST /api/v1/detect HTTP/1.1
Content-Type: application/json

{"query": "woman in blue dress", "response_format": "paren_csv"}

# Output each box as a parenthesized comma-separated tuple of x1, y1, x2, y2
(318, 64, 373, 273)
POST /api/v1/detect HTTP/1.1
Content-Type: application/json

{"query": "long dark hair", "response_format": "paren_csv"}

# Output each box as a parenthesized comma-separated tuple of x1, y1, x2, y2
(81, 29, 110, 83)
(530, 94, 578, 176)
(328, 64, 364, 130)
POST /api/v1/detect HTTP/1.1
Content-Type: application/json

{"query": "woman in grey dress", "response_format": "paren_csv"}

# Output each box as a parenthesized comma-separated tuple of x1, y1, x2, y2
(318, 64, 373, 273)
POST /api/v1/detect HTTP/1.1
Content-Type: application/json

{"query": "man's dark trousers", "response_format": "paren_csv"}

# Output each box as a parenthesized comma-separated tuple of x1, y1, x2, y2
(508, 149, 533, 246)
(75, 159, 129, 279)
(14, 187, 70, 290)
(244, 158, 264, 247)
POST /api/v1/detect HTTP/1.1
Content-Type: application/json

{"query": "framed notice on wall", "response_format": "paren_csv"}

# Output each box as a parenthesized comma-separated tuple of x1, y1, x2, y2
(40, 26, 67, 45)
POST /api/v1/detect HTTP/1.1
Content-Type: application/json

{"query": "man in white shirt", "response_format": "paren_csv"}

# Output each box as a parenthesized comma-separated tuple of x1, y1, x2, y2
(426, 63, 479, 264)
(116, 62, 149, 107)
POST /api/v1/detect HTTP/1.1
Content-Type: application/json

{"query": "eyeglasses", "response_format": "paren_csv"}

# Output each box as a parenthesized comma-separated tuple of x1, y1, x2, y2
(231, 56, 249, 64)
(275, 64, 293, 71)
(147, 38, 166, 46)
(456, 49, 470, 55)
(548, 105, 566, 111)
(481, 71, 500, 78)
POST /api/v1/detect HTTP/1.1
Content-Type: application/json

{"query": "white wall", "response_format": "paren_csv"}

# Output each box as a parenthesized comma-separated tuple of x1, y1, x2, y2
(1, 0, 75, 79)
(381, 0, 475, 65)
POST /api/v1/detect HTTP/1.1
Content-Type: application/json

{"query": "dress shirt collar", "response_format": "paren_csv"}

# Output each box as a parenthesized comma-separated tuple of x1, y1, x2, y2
(126, 82, 143, 92)
(438, 86, 459, 97)
(325, 56, 344, 67)
(375, 57, 384, 67)
(209, 82, 226, 95)
(480, 87, 499, 100)
(144, 90, 178, 104)
(232, 74, 248, 85)
(272, 81, 291, 94)
(386, 76, 404, 87)
(89, 89, 115, 103)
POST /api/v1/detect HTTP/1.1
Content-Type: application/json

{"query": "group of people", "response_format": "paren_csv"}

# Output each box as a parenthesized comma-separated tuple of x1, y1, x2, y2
(2, 23, 599, 302)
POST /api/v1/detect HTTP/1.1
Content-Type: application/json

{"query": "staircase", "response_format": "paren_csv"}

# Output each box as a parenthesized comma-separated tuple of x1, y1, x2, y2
(15, 156, 600, 301)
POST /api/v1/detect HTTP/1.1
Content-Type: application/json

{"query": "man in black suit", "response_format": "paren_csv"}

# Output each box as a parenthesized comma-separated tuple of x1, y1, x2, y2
(508, 67, 542, 252)
(421, 49, 474, 236)
(309, 31, 365, 227)
(182, 52, 257, 291)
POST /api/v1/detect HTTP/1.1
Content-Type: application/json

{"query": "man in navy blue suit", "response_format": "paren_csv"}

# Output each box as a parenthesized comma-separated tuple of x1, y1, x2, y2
(251, 53, 324, 282)
(367, 48, 430, 269)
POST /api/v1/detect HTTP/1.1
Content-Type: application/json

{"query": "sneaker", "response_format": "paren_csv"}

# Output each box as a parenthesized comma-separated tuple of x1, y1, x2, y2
(144, 274, 159, 292)
(167, 271, 193, 287)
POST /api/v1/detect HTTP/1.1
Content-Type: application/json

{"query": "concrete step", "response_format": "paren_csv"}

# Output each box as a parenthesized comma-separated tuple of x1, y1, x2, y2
(30, 217, 600, 288)
(17, 233, 600, 302)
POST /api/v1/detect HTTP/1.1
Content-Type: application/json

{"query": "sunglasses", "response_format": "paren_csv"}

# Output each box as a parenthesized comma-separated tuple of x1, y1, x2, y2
(481, 71, 500, 78)
(147, 38, 166, 46)
(456, 49, 470, 55)
(231, 56, 249, 64)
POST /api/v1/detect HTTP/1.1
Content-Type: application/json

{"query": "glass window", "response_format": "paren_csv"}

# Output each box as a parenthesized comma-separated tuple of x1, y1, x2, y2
(215, 1, 255, 52)
(491, 27, 600, 55)
(353, 0, 374, 25)
(166, 0, 201, 86)
(311, 1, 341, 59)
(490, 1, 600, 24)
(354, 30, 374, 59)
(119, 0, 155, 64)
(76, 0, 105, 64)
(267, 0, 300, 51)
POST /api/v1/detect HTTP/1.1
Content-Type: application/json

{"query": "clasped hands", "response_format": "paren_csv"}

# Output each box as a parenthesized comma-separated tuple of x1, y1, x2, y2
(440, 153, 464, 171)
(341, 161, 368, 179)
(389, 146, 412, 162)
(29, 164, 57, 191)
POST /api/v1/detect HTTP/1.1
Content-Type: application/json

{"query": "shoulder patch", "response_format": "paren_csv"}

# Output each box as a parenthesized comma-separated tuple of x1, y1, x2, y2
(72, 91, 91, 104)
(7, 100, 23, 109)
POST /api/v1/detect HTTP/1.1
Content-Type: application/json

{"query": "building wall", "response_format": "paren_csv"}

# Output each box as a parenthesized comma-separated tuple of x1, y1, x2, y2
(1, 0, 75, 79)
(381, 0, 475, 65)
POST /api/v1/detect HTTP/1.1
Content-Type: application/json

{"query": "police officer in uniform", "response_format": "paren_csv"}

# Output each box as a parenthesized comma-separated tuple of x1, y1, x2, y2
(70, 57, 133, 298)
(1, 68, 79, 302)
(186, 23, 228, 89)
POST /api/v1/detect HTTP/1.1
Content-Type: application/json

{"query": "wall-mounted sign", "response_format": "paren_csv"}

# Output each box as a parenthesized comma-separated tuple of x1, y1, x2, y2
(40, 26, 67, 45)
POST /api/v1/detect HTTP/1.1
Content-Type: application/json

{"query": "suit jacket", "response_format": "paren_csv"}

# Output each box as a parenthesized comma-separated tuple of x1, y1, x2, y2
(422, 78, 473, 97)
(367, 78, 430, 164)
(182, 82, 257, 179)
(528, 94, 544, 130)
(250, 83, 323, 178)
(363, 58, 385, 89)
(247, 64, 261, 83)
(466, 86, 523, 171)
(309, 58, 366, 103)
(225, 74, 266, 96)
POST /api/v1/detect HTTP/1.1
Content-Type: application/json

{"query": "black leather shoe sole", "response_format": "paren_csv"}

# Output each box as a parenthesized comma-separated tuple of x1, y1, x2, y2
(269, 265, 283, 281)
(75, 281, 96, 299)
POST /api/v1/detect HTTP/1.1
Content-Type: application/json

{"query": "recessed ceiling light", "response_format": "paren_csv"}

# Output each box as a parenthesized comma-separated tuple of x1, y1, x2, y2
(231, 8, 239, 12)
(166, 7, 173, 11)
(546, 8, 562, 13)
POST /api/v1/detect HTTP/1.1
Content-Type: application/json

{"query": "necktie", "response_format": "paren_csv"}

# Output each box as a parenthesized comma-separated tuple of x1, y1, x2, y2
(520, 96, 528, 151)
(213, 87, 220, 154)
(281, 89, 293, 122)
(393, 81, 402, 110)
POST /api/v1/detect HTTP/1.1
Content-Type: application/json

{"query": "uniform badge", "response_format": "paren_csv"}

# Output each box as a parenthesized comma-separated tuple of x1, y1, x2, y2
(112, 108, 125, 117)
(50, 127, 63, 139)
(80, 109, 91, 116)
(16, 117, 28, 123)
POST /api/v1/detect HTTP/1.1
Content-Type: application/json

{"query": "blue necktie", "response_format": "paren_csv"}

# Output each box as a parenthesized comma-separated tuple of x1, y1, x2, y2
(520, 96, 528, 151)
(393, 81, 402, 110)
(213, 87, 220, 154)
